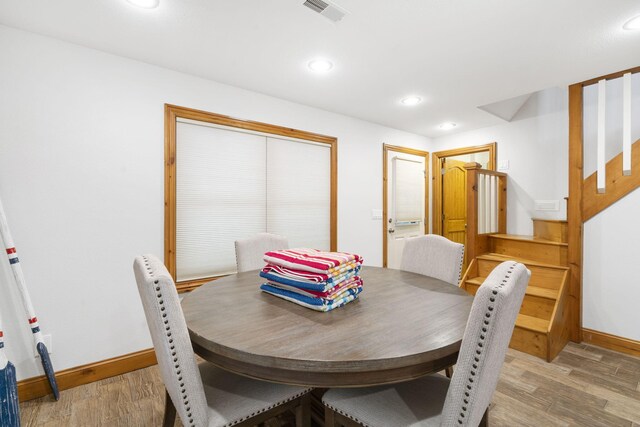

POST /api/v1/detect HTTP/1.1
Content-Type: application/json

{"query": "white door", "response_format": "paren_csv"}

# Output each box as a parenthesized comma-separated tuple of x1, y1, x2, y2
(386, 152, 426, 269)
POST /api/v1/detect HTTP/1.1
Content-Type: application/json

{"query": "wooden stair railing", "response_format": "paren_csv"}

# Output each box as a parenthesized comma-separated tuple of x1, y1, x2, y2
(464, 162, 507, 263)
(569, 65, 640, 343)
(583, 137, 640, 221)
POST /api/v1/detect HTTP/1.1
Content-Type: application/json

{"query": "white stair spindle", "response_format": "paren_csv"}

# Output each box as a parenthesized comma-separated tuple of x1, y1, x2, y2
(623, 73, 632, 176)
(484, 175, 491, 233)
(490, 175, 498, 233)
(478, 174, 486, 234)
(597, 79, 606, 193)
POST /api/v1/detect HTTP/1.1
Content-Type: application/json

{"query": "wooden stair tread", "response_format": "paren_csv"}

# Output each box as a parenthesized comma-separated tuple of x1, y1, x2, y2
(477, 253, 569, 270)
(465, 277, 485, 286)
(489, 234, 568, 247)
(531, 218, 567, 223)
(516, 314, 549, 334)
(465, 277, 558, 300)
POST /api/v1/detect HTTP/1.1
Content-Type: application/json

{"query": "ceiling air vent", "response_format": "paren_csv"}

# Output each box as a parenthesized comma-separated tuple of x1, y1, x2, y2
(303, 0, 348, 23)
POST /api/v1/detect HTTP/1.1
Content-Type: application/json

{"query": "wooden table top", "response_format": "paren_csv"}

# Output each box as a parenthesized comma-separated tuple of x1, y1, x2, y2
(182, 266, 473, 387)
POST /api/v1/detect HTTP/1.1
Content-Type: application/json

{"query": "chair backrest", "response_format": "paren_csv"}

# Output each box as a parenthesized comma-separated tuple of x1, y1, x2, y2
(440, 261, 530, 427)
(400, 234, 464, 285)
(133, 255, 208, 427)
(234, 233, 289, 273)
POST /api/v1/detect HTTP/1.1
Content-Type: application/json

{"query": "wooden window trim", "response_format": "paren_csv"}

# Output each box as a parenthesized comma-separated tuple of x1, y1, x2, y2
(165, 104, 338, 292)
(382, 144, 430, 268)
(431, 142, 497, 236)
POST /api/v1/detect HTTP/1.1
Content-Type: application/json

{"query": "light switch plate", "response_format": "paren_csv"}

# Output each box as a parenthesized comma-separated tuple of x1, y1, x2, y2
(498, 160, 510, 171)
(535, 200, 560, 211)
(371, 209, 383, 220)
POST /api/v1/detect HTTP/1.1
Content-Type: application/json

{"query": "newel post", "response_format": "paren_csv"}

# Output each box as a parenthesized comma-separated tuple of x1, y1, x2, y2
(498, 174, 507, 234)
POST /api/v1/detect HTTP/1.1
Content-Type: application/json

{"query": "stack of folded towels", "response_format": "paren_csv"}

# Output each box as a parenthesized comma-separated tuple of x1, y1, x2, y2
(259, 248, 363, 312)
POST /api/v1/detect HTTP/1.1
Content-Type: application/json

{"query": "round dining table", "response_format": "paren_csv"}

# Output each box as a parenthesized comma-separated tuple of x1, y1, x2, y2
(182, 266, 473, 388)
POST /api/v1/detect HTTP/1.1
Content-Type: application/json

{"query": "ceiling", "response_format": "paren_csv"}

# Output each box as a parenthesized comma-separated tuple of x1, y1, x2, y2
(1, 0, 639, 137)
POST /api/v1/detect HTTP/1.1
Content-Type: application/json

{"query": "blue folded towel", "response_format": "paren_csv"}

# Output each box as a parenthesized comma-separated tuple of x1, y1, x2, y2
(260, 282, 362, 312)
(259, 266, 361, 292)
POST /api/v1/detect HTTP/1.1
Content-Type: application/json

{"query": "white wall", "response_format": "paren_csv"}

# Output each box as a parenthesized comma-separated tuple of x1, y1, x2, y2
(582, 73, 640, 341)
(431, 87, 569, 236)
(583, 189, 640, 341)
(0, 25, 430, 381)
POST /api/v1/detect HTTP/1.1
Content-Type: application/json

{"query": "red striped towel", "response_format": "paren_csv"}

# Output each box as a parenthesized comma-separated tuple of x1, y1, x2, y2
(263, 248, 364, 274)
(261, 261, 360, 283)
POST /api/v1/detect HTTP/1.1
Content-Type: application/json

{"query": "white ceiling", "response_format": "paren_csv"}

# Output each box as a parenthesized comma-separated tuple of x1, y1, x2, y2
(1, 0, 639, 137)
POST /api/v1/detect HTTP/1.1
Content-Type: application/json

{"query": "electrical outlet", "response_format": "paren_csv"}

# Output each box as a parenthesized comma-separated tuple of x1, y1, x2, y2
(34, 334, 53, 357)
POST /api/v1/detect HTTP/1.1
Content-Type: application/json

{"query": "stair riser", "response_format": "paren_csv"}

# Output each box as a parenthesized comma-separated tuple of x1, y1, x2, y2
(465, 283, 554, 320)
(477, 259, 564, 290)
(533, 220, 568, 243)
(491, 238, 568, 266)
(510, 327, 548, 361)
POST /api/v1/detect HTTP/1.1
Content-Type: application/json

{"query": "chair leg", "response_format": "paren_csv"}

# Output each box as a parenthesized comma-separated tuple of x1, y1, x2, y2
(479, 407, 489, 427)
(295, 394, 311, 427)
(325, 408, 363, 427)
(324, 406, 337, 427)
(163, 389, 177, 427)
(445, 366, 454, 378)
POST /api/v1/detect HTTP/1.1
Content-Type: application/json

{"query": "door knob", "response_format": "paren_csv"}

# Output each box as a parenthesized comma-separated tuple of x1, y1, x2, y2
(388, 228, 395, 234)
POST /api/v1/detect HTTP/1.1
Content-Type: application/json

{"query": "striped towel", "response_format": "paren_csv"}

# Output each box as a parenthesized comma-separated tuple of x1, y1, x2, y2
(261, 261, 360, 283)
(259, 265, 361, 292)
(264, 276, 363, 300)
(263, 248, 364, 274)
(260, 281, 363, 312)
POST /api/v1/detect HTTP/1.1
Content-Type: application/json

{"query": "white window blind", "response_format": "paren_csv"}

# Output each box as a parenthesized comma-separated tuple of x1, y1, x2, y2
(175, 120, 332, 281)
(393, 157, 424, 223)
(176, 122, 267, 281)
(266, 137, 331, 250)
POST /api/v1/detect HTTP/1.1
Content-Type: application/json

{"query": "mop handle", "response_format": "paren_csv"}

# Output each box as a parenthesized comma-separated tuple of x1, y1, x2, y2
(0, 197, 42, 344)
(0, 313, 7, 369)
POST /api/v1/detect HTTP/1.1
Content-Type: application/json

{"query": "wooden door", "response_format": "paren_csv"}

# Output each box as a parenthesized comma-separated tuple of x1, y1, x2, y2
(442, 159, 467, 249)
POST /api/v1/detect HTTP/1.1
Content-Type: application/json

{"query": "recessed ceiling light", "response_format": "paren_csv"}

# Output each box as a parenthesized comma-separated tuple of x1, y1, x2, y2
(439, 122, 457, 130)
(623, 15, 640, 30)
(307, 59, 334, 73)
(126, 0, 159, 9)
(400, 96, 422, 106)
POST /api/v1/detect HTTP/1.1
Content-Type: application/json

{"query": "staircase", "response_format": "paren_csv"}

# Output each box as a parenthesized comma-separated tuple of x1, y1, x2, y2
(460, 219, 570, 362)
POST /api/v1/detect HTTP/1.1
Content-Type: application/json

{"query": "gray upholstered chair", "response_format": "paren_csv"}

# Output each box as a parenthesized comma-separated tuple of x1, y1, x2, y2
(133, 254, 311, 427)
(400, 234, 465, 286)
(322, 261, 530, 427)
(234, 233, 289, 273)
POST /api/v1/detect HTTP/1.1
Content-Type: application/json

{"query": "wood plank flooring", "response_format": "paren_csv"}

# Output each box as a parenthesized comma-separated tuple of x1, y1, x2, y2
(20, 342, 640, 426)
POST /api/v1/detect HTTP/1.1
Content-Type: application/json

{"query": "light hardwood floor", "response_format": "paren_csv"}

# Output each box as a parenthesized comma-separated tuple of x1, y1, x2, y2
(20, 342, 640, 426)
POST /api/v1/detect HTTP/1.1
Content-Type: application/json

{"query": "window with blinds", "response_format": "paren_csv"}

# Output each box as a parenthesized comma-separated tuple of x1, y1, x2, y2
(393, 157, 424, 224)
(174, 118, 333, 282)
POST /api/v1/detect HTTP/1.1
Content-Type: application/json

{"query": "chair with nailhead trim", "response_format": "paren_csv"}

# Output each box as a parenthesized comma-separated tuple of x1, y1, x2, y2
(234, 233, 289, 273)
(322, 261, 530, 427)
(133, 254, 312, 427)
(400, 234, 465, 286)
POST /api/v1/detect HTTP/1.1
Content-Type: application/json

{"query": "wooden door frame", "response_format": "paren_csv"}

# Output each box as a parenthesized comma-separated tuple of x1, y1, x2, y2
(382, 144, 430, 268)
(431, 142, 497, 236)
